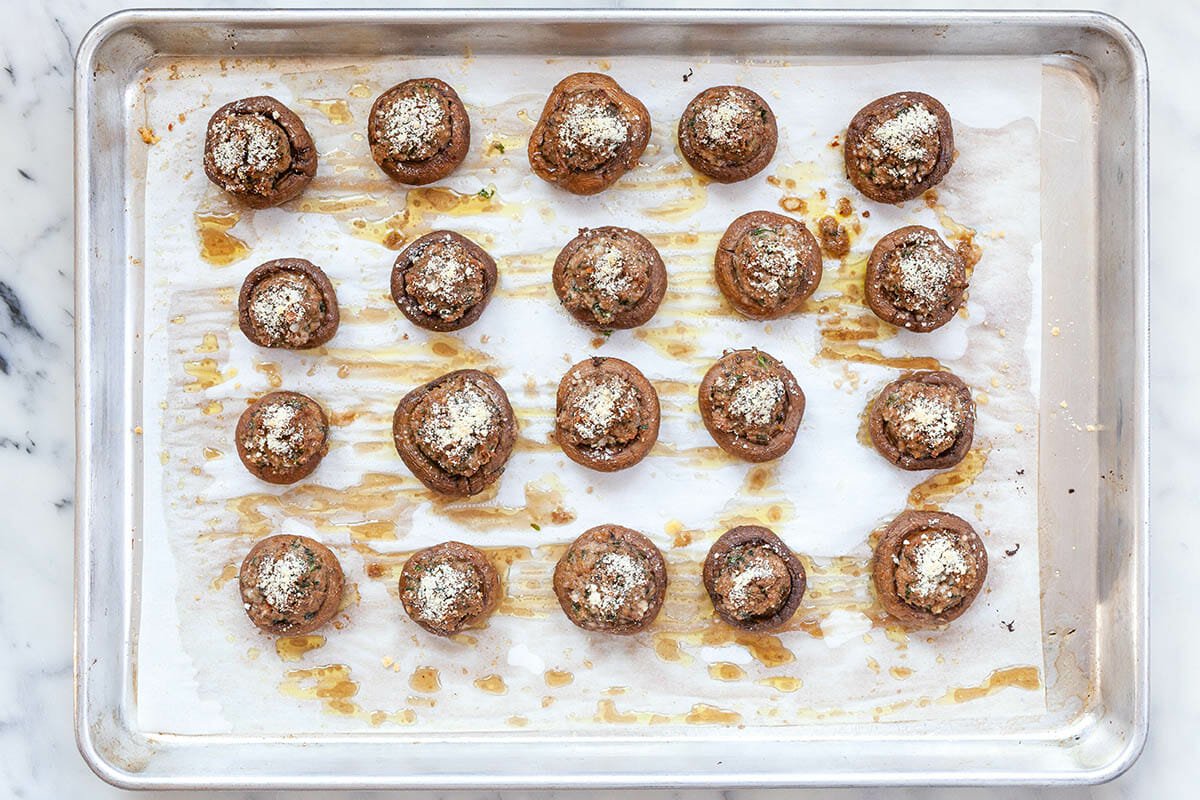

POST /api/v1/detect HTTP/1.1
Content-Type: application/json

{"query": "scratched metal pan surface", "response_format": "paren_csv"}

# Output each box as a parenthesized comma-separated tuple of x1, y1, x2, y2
(73, 9, 1148, 789)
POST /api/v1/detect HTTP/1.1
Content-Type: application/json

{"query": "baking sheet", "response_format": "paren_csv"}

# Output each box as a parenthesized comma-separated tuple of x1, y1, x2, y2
(135, 53, 1044, 735)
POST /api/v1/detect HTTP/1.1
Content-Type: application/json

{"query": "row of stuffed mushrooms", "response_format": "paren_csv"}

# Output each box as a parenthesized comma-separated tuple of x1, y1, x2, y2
(205, 75, 953, 203)
(240, 509, 987, 641)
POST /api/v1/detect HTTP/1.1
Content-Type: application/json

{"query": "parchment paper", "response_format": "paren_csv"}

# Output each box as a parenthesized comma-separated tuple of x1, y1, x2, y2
(135, 53, 1044, 735)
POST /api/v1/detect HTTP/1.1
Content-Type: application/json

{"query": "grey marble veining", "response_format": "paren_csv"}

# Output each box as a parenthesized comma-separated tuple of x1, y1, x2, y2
(0, 0, 1191, 797)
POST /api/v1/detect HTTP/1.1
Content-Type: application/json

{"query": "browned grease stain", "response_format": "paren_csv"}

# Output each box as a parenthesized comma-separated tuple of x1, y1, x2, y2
(275, 635, 326, 662)
(807, 253, 945, 371)
(473, 674, 508, 695)
(654, 625, 794, 668)
(544, 669, 574, 688)
(195, 211, 249, 266)
(409, 666, 441, 693)
(757, 675, 803, 693)
(906, 448, 989, 510)
(254, 362, 282, 389)
(708, 662, 746, 682)
(944, 666, 1041, 703)
(323, 334, 499, 384)
(924, 189, 983, 275)
(303, 98, 353, 125)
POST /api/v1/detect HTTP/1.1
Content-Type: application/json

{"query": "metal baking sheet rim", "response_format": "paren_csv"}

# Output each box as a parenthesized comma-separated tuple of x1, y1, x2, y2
(72, 8, 1149, 789)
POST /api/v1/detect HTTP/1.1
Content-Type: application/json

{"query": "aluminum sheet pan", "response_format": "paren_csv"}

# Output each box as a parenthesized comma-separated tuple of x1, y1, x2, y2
(74, 9, 1148, 789)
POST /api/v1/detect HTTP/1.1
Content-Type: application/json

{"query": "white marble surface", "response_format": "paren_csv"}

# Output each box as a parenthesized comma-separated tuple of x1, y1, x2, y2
(0, 0, 1191, 797)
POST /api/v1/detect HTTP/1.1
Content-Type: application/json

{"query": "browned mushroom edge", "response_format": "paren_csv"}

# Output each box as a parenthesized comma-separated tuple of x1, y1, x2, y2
(870, 510, 988, 628)
(864, 225, 967, 333)
(677, 85, 778, 183)
(391, 369, 517, 497)
(698, 348, 806, 462)
(237, 258, 340, 349)
(552, 524, 668, 635)
(555, 356, 660, 472)
(238, 534, 344, 636)
(390, 230, 497, 332)
(235, 390, 331, 485)
(203, 95, 318, 208)
(702, 525, 806, 631)
(552, 226, 668, 330)
(867, 370, 976, 471)
(398, 541, 502, 636)
(715, 210, 823, 319)
(368, 78, 471, 185)
(843, 90, 954, 204)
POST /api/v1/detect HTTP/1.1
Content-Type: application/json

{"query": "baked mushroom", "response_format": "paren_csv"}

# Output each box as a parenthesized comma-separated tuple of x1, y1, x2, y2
(553, 524, 667, 635)
(844, 89, 955, 206)
(553, 226, 667, 330)
(392, 369, 517, 497)
(238, 258, 340, 349)
(868, 370, 975, 471)
(715, 211, 822, 319)
(203, 96, 317, 208)
(555, 356, 660, 472)
(678, 85, 777, 183)
(239, 534, 344, 636)
(698, 348, 805, 462)
(528, 72, 651, 195)
(844, 91, 954, 204)
(368, 78, 470, 185)
(871, 510, 987, 628)
(390, 231, 496, 332)
(235, 391, 330, 485)
(399, 541, 501, 636)
(865, 225, 967, 332)
(702, 525, 806, 631)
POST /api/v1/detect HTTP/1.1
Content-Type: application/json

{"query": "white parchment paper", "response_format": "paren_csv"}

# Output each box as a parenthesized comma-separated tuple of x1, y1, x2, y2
(135, 53, 1044, 735)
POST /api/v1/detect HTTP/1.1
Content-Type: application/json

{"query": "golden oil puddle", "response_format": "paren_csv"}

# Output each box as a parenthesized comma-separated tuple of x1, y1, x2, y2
(906, 448, 989, 510)
(348, 186, 520, 250)
(183, 359, 236, 392)
(194, 333, 219, 353)
(275, 635, 326, 662)
(757, 676, 803, 693)
(634, 320, 698, 360)
(409, 666, 441, 693)
(507, 716, 529, 727)
(279, 664, 417, 725)
(203, 446, 223, 460)
(889, 665, 914, 680)
(524, 473, 576, 527)
(346, 520, 396, 542)
(653, 624, 794, 668)
(593, 699, 741, 726)
(484, 135, 524, 158)
(195, 211, 249, 267)
(254, 362, 283, 388)
(303, 98, 353, 125)
(473, 674, 508, 695)
(295, 193, 385, 215)
(924, 189, 983, 273)
(943, 666, 1041, 704)
(201, 399, 223, 415)
(209, 562, 238, 590)
(544, 669, 574, 688)
(348, 82, 373, 99)
(707, 662, 746, 682)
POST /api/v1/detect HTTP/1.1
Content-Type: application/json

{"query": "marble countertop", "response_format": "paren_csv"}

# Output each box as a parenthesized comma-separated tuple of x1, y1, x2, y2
(0, 0, 1189, 797)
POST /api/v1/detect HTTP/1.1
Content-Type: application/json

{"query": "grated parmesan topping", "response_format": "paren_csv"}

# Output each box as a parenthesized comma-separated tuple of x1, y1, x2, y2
(727, 555, 777, 610)
(590, 245, 632, 298)
(746, 235, 801, 294)
(909, 533, 968, 599)
(256, 401, 301, 457)
(414, 562, 475, 622)
(896, 236, 954, 303)
(584, 552, 647, 613)
(378, 91, 448, 156)
(411, 241, 476, 307)
(572, 377, 636, 441)
(416, 383, 496, 463)
(696, 95, 753, 144)
(210, 116, 286, 180)
(250, 275, 311, 338)
(559, 101, 629, 160)
(897, 394, 961, 446)
(255, 547, 311, 612)
(868, 102, 939, 163)
(727, 375, 785, 426)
